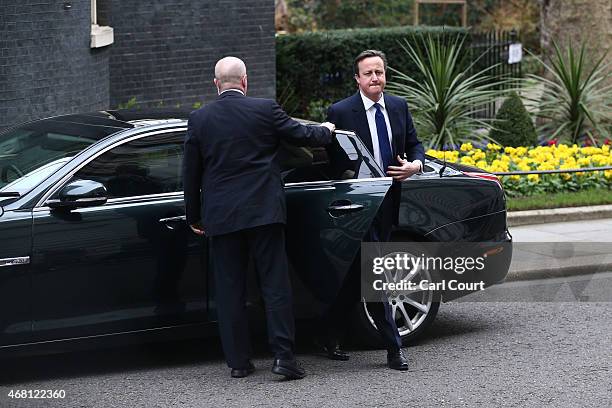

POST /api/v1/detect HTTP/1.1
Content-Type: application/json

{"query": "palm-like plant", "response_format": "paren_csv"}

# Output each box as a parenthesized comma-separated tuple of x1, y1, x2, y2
(387, 34, 509, 149)
(525, 41, 612, 145)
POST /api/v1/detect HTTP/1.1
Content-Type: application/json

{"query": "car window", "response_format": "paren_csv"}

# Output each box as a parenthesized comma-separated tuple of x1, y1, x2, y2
(0, 120, 119, 194)
(67, 132, 185, 199)
(279, 133, 381, 183)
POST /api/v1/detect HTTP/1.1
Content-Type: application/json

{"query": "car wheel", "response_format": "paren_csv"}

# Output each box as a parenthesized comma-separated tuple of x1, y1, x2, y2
(352, 250, 441, 347)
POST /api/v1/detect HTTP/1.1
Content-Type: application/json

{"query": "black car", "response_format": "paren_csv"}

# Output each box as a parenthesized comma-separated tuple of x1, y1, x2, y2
(0, 110, 511, 355)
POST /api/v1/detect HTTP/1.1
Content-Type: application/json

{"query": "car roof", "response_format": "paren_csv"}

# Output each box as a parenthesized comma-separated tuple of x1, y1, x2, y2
(27, 109, 320, 135)
(105, 108, 191, 122)
(40, 109, 191, 128)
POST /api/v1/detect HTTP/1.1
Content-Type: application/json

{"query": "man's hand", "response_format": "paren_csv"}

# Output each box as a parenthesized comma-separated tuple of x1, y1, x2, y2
(190, 223, 205, 236)
(321, 122, 336, 133)
(386, 155, 421, 181)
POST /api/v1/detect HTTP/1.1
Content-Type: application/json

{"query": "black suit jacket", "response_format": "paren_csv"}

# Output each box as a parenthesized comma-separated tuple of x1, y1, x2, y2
(326, 92, 424, 226)
(183, 91, 332, 236)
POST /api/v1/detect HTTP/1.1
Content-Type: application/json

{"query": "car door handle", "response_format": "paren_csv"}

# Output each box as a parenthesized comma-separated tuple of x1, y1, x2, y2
(159, 215, 187, 223)
(159, 215, 186, 230)
(327, 200, 365, 217)
(327, 204, 364, 212)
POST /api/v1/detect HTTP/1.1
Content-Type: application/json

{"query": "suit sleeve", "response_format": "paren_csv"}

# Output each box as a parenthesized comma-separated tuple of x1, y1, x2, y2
(403, 102, 425, 163)
(326, 104, 337, 124)
(272, 101, 332, 147)
(183, 112, 203, 225)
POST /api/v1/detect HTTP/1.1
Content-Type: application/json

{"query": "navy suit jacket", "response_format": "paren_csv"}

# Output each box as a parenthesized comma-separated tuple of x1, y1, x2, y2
(326, 92, 424, 226)
(183, 91, 332, 236)
(326, 92, 424, 164)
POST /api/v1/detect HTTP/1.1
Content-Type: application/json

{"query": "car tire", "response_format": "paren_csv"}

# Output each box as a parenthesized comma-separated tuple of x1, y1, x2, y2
(351, 247, 442, 347)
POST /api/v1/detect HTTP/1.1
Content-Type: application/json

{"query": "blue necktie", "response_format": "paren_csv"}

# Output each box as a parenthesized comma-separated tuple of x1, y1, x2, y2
(374, 103, 392, 172)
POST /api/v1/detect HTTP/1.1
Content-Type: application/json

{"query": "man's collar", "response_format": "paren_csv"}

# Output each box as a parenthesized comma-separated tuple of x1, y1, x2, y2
(359, 91, 385, 111)
(219, 88, 245, 96)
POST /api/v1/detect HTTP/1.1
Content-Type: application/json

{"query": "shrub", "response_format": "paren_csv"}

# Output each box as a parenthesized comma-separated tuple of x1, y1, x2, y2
(276, 26, 468, 118)
(524, 41, 612, 145)
(490, 92, 537, 147)
(304, 99, 329, 122)
(387, 34, 509, 149)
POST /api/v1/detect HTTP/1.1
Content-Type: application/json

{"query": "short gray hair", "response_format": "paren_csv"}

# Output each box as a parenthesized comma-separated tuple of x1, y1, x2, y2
(214, 56, 247, 86)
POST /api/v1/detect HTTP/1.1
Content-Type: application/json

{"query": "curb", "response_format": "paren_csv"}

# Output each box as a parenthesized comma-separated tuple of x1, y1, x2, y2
(507, 204, 612, 227)
(505, 262, 612, 282)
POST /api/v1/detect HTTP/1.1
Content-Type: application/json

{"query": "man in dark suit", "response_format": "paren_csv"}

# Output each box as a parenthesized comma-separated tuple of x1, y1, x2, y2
(323, 49, 424, 370)
(183, 56, 335, 380)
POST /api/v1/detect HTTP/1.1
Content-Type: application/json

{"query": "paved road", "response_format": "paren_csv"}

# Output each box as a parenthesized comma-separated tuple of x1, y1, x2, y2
(1, 275, 610, 408)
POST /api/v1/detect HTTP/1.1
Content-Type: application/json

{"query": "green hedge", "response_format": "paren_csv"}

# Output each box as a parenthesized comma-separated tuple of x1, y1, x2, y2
(276, 26, 469, 120)
(490, 92, 537, 147)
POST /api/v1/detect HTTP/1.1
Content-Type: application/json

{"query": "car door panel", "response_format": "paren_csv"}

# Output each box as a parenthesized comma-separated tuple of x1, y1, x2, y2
(279, 132, 392, 316)
(30, 196, 206, 341)
(28, 130, 208, 342)
(0, 211, 32, 346)
(285, 179, 391, 315)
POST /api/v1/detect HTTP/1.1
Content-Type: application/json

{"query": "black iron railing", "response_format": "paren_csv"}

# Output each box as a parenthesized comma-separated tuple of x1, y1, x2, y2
(493, 166, 612, 176)
(469, 29, 522, 119)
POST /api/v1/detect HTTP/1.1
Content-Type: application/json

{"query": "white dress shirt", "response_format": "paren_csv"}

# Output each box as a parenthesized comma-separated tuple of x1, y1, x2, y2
(219, 88, 245, 95)
(360, 91, 393, 169)
(359, 91, 422, 172)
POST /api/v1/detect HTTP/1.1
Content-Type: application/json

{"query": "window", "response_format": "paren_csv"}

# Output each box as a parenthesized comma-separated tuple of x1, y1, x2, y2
(0, 120, 118, 194)
(279, 133, 381, 183)
(91, 0, 114, 48)
(69, 132, 184, 199)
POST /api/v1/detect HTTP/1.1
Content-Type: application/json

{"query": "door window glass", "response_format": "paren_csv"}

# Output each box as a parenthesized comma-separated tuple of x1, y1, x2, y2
(279, 133, 381, 183)
(69, 132, 184, 198)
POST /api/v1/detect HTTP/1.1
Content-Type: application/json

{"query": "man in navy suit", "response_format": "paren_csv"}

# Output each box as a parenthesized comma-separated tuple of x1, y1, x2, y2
(323, 49, 424, 370)
(183, 56, 335, 380)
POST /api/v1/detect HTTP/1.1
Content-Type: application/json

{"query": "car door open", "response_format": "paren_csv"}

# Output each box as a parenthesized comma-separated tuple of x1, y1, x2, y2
(282, 132, 392, 316)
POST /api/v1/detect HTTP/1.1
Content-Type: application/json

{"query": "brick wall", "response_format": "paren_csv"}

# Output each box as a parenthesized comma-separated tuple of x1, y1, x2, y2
(105, 0, 276, 109)
(0, 1, 109, 129)
(0, 1, 275, 129)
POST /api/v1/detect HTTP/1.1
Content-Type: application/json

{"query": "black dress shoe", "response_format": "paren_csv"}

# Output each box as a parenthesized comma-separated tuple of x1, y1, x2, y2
(387, 349, 409, 371)
(322, 342, 350, 361)
(271, 358, 306, 380)
(231, 361, 255, 378)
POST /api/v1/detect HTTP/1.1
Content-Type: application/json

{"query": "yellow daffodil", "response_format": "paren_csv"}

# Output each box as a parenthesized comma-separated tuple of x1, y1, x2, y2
(577, 157, 591, 167)
(423, 143, 610, 191)
(472, 149, 486, 161)
(461, 156, 475, 166)
(460, 143, 473, 151)
(527, 174, 540, 182)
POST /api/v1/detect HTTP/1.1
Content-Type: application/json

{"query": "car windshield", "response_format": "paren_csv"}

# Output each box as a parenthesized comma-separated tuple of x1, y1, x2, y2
(0, 119, 124, 197)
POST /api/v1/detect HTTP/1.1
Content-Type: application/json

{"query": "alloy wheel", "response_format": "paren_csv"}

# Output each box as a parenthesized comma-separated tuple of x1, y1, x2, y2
(363, 251, 437, 338)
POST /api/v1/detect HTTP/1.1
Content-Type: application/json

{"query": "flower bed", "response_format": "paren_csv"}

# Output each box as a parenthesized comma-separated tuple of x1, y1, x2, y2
(426, 143, 612, 196)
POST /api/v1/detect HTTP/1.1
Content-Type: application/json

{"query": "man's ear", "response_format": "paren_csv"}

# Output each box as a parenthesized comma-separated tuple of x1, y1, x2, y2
(354, 74, 359, 86)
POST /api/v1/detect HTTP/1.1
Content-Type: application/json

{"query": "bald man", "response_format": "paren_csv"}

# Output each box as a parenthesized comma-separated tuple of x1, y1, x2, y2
(183, 56, 335, 380)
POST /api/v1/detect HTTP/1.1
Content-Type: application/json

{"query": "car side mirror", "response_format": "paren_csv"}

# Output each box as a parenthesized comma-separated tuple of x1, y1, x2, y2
(47, 179, 108, 210)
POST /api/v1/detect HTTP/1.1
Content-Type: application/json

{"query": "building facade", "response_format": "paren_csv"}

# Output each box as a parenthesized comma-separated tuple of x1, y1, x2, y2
(0, 0, 275, 129)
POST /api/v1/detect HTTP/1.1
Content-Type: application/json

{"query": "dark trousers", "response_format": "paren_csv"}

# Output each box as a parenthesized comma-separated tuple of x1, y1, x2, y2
(210, 223, 295, 368)
(323, 195, 402, 351)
